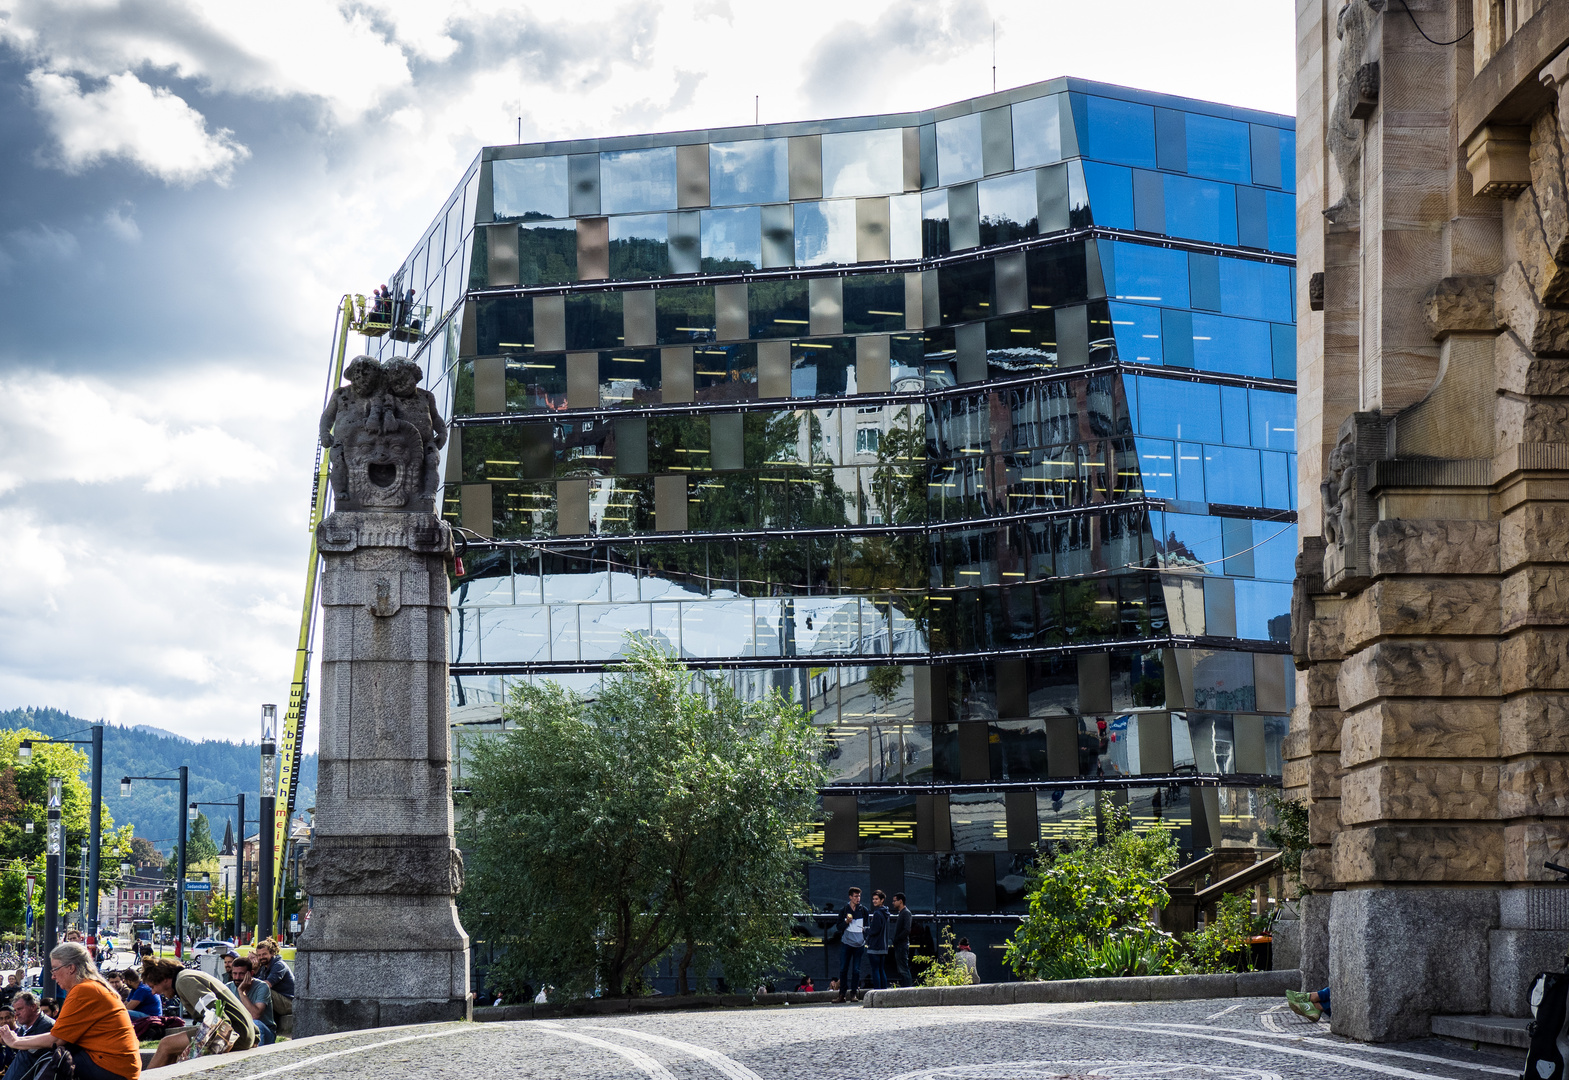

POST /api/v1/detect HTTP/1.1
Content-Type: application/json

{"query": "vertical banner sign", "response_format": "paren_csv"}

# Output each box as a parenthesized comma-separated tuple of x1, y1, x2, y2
(274, 296, 353, 893)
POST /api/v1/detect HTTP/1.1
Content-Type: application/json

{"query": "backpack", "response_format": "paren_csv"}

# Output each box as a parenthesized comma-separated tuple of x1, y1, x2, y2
(15, 1044, 74, 1080)
(1525, 967, 1569, 1080)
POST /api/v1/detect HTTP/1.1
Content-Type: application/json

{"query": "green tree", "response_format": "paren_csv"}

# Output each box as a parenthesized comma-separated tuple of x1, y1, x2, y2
(1004, 797, 1180, 980)
(461, 637, 826, 998)
(129, 837, 163, 869)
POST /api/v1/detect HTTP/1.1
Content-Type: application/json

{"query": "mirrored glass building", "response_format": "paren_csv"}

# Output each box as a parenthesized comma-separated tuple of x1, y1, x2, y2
(361, 77, 1296, 984)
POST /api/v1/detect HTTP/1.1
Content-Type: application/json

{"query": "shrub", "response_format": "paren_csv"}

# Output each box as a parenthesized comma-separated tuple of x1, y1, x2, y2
(912, 926, 974, 987)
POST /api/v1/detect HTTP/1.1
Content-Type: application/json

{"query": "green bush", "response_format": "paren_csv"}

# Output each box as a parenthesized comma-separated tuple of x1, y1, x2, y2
(912, 926, 974, 987)
(1004, 797, 1180, 980)
(1180, 892, 1254, 974)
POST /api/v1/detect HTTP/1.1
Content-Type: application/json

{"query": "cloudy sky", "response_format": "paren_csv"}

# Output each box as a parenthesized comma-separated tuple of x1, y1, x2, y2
(0, 0, 1294, 743)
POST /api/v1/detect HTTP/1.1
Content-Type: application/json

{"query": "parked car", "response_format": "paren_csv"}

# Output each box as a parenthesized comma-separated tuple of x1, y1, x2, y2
(192, 939, 234, 953)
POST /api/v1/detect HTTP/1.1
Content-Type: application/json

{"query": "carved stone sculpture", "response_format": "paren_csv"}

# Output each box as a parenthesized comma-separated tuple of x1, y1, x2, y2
(296, 365, 469, 1036)
(318, 356, 447, 513)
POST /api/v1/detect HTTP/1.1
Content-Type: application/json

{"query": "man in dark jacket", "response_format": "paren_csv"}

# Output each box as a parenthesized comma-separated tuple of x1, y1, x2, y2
(889, 892, 914, 987)
(0, 993, 53, 1080)
(864, 891, 891, 991)
(836, 887, 869, 1002)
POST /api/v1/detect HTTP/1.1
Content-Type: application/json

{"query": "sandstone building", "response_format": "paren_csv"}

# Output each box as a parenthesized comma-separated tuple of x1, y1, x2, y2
(1294, 0, 1569, 1040)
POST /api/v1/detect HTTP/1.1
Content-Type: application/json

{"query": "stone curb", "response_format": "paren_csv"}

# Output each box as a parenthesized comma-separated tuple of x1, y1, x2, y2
(141, 1020, 472, 1077)
(861, 969, 1302, 1007)
(474, 990, 842, 1020)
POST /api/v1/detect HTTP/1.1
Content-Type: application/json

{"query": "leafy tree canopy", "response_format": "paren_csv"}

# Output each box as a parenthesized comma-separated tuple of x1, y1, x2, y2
(461, 637, 826, 997)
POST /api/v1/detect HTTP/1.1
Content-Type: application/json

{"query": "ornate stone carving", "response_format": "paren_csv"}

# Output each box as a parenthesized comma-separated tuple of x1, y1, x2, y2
(318, 356, 449, 513)
(1325, 0, 1383, 224)
(1321, 412, 1391, 592)
(1422, 276, 1498, 338)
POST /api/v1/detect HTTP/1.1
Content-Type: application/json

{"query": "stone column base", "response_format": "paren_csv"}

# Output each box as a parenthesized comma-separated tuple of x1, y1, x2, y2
(1329, 888, 1499, 1041)
(294, 944, 472, 1037)
(1491, 928, 1569, 1017)
(1298, 892, 1332, 993)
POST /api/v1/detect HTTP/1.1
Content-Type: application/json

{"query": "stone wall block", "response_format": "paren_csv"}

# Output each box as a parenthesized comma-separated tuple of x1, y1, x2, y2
(1506, 823, 1569, 880)
(1339, 762, 1499, 824)
(1502, 694, 1569, 755)
(1328, 888, 1498, 1041)
(1333, 824, 1505, 882)
(1497, 329, 1569, 396)
(1501, 628, 1569, 693)
(1307, 751, 1342, 800)
(1307, 661, 1343, 707)
(1282, 757, 1311, 791)
(1501, 503, 1569, 569)
(1307, 618, 1344, 661)
(1500, 758, 1569, 818)
(1339, 700, 1500, 765)
(1308, 798, 1341, 846)
(1301, 846, 1337, 893)
(1368, 519, 1499, 576)
(1503, 566, 1569, 631)
(1497, 392, 1569, 445)
(1284, 708, 1343, 759)
(1497, 261, 1569, 357)
(1422, 275, 1497, 336)
(1337, 640, 1501, 710)
(1339, 579, 1500, 652)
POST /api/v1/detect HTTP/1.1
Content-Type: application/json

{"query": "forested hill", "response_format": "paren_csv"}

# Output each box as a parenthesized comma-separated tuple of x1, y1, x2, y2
(1, 707, 317, 851)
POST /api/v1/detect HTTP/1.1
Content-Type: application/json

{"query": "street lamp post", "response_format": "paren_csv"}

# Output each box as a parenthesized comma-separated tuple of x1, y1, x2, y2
(42, 777, 61, 998)
(192, 795, 253, 945)
(19, 725, 105, 943)
(259, 705, 277, 943)
(121, 767, 189, 954)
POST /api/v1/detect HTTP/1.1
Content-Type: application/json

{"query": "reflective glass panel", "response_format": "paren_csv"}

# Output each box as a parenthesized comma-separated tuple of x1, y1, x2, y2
(1135, 438, 1176, 499)
(1134, 375, 1222, 442)
(1203, 444, 1262, 505)
(655, 286, 716, 344)
(1163, 175, 1238, 246)
(1219, 258, 1293, 323)
(795, 200, 857, 265)
(600, 146, 678, 214)
(492, 156, 569, 220)
(1012, 94, 1063, 167)
(709, 139, 789, 205)
(936, 114, 983, 185)
(1082, 162, 1133, 230)
(607, 214, 669, 280)
(922, 189, 950, 256)
(1080, 95, 1157, 169)
(1254, 520, 1298, 581)
(1250, 388, 1296, 450)
(1266, 190, 1295, 254)
(1103, 241, 1190, 306)
(701, 206, 762, 272)
(1109, 303, 1162, 364)
(518, 220, 577, 284)
(890, 192, 921, 260)
(978, 170, 1039, 245)
(1235, 579, 1291, 641)
(1191, 313, 1272, 378)
(1184, 113, 1253, 184)
(821, 128, 904, 197)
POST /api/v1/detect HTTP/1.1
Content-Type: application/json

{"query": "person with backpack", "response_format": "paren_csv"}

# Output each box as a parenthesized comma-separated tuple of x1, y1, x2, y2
(835, 887, 869, 1003)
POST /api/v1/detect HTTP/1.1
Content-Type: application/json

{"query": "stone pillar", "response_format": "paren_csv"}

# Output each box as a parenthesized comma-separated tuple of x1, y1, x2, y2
(292, 511, 470, 1035)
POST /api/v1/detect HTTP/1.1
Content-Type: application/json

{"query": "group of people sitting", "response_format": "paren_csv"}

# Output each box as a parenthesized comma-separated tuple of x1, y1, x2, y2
(0, 938, 295, 1079)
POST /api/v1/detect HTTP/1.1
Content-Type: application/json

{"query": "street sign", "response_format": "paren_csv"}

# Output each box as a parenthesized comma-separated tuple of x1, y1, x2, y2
(184, 881, 212, 892)
(25, 905, 32, 931)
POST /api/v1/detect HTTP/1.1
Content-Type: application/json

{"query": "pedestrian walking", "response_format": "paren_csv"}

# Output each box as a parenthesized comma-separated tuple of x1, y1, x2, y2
(890, 893, 914, 987)
(836, 887, 869, 1002)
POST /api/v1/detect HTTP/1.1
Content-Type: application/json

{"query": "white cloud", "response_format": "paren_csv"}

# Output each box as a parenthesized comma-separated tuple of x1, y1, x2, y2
(103, 201, 141, 242)
(29, 69, 249, 184)
(0, 369, 281, 495)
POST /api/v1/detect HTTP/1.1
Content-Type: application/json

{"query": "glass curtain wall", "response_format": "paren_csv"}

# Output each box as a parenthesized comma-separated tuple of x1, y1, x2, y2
(363, 77, 1296, 986)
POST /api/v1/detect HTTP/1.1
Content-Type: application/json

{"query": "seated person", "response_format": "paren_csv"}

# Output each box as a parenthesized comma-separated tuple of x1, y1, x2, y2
(1286, 986, 1330, 1022)
(252, 940, 293, 1014)
(0, 944, 138, 1080)
(228, 957, 275, 1045)
(1, 993, 53, 1080)
(124, 968, 161, 1020)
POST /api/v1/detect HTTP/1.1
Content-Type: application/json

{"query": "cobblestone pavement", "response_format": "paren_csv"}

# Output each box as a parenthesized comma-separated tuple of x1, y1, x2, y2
(174, 998, 1521, 1080)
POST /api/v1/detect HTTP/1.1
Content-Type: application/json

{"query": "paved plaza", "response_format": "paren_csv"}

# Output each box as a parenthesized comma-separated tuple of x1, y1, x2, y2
(166, 998, 1517, 1080)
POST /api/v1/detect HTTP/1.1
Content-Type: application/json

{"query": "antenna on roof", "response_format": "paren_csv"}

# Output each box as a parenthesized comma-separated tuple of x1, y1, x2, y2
(992, 21, 997, 93)
(755, 95, 759, 125)
(517, 115, 521, 144)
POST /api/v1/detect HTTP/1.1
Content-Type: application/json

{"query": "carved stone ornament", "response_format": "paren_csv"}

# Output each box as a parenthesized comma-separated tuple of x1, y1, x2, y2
(318, 356, 449, 513)
(1322, 412, 1391, 592)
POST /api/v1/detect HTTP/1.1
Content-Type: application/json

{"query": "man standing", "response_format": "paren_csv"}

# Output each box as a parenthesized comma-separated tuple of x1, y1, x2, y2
(836, 887, 868, 1003)
(863, 891, 890, 991)
(230, 956, 276, 1045)
(0, 993, 53, 1080)
(889, 893, 913, 987)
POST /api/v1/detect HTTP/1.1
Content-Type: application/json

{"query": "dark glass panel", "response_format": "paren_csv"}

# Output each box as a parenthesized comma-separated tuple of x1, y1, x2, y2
(693, 343, 759, 401)
(564, 292, 623, 350)
(749, 278, 810, 338)
(517, 221, 577, 285)
(977, 171, 1039, 245)
(655, 286, 716, 344)
(475, 296, 533, 355)
(1025, 241, 1090, 310)
(938, 259, 994, 323)
(597, 348, 661, 407)
(843, 274, 906, 334)
(607, 213, 669, 280)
